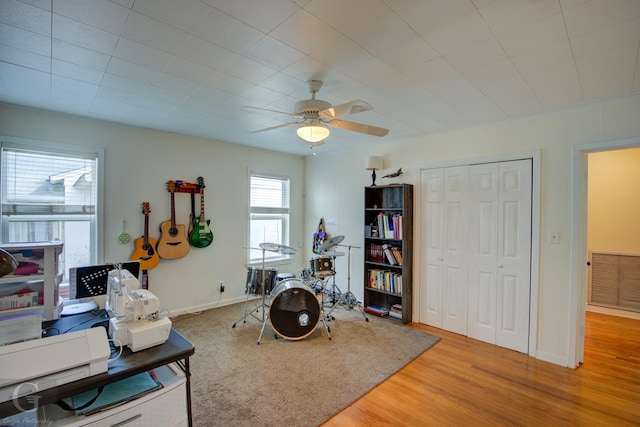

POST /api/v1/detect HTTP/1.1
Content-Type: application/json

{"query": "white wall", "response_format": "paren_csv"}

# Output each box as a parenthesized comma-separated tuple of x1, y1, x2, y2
(0, 103, 306, 315)
(305, 94, 640, 367)
(3, 95, 640, 367)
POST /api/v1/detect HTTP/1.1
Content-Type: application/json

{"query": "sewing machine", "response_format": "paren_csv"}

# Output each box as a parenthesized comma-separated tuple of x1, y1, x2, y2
(105, 269, 172, 352)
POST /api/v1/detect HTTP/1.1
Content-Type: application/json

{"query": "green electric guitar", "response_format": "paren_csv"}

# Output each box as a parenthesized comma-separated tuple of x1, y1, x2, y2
(189, 177, 214, 248)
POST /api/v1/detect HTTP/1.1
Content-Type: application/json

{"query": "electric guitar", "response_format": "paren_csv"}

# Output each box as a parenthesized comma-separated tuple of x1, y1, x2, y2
(130, 202, 160, 270)
(189, 176, 214, 248)
(157, 180, 190, 259)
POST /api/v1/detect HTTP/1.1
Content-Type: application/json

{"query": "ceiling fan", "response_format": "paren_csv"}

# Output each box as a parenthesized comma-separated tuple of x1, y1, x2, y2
(247, 80, 389, 146)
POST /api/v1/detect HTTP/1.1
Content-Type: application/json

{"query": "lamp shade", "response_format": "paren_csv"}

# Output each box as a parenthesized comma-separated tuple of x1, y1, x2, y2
(365, 155, 384, 171)
(297, 119, 330, 143)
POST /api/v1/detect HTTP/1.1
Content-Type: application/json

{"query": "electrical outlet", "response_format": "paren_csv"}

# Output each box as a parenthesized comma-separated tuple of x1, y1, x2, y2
(219, 281, 225, 293)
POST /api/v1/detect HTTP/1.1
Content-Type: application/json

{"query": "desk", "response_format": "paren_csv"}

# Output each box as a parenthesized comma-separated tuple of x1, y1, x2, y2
(0, 312, 195, 425)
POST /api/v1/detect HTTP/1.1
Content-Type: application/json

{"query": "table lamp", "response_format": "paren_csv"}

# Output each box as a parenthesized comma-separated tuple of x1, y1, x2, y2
(365, 156, 384, 186)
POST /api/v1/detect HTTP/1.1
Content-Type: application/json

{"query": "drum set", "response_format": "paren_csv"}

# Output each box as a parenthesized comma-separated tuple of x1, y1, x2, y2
(234, 236, 368, 344)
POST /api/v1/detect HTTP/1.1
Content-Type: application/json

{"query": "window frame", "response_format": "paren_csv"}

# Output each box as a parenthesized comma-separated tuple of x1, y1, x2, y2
(0, 137, 105, 289)
(248, 171, 292, 266)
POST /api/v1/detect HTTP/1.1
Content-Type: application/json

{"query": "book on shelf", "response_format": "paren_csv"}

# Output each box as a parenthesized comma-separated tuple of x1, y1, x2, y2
(389, 304, 403, 320)
(388, 310, 402, 320)
(382, 244, 396, 265)
(391, 246, 403, 265)
(368, 243, 402, 267)
(367, 269, 402, 293)
(364, 305, 389, 316)
(375, 213, 403, 240)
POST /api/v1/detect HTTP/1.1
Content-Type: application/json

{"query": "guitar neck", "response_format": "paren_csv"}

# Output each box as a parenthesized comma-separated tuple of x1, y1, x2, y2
(199, 190, 205, 221)
(144, 213, 150, 246)
(170, 191, 177, 227)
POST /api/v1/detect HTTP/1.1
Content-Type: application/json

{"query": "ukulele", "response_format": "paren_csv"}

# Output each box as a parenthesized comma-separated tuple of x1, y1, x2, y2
(130, 202, 160, 270)
(156, 180, 190, 259)
(189, 176, 214, 248)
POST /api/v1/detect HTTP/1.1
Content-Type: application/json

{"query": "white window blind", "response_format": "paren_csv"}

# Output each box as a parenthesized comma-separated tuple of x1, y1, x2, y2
(249, 174, 290, 264)
(1, 142, 100, 284)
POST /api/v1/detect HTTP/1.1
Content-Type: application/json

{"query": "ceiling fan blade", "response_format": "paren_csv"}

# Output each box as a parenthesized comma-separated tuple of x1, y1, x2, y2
(249, 122, 300, 133)
(319, 100, 372, 119)
(244, 106, 301, 118)
(328, 119, 389, 137)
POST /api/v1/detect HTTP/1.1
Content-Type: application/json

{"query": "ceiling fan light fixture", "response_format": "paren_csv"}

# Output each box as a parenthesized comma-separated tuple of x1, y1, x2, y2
(297, 120, 330, 143)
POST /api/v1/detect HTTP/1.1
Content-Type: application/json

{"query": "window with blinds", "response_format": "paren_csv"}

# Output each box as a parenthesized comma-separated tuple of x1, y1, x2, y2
(1, 142, 101, 288)
(249, 173, 291, 264)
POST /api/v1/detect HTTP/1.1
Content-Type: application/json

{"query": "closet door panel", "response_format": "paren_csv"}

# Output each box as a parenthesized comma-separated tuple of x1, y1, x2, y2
(441, 167, 469, 334)
(496, 160, 532, 353)
(468, 163, 499, 344)
(421, 169, 444, 327)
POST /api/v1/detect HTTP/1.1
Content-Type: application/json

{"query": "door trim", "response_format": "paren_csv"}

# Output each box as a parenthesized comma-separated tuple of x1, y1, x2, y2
(415, 150, 540, 357)
(569, 137, 640, 368)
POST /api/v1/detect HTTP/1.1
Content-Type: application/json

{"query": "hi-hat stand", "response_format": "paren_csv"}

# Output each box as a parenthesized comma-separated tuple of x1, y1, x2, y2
(326, 243, 368, 322)
(232, 246, 270, 328)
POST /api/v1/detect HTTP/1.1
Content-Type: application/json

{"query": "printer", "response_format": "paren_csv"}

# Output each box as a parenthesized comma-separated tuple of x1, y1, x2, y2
(0, 327, 110, 403)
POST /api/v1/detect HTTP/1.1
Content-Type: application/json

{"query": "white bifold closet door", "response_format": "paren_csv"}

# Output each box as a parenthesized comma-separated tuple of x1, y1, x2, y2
(420, 159, 532, 353)
(421, 166, 469, 335)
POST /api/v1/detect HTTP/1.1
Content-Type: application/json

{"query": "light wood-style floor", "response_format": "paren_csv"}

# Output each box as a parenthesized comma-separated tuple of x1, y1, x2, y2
(322, 311, 640, 426)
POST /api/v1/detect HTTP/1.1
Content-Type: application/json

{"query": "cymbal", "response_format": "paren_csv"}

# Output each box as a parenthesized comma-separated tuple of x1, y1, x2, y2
(321, 235, 344, 250)
(259, 242, 297, 255)
(314, 251, 345, 258)
(318, 251, 344, 257)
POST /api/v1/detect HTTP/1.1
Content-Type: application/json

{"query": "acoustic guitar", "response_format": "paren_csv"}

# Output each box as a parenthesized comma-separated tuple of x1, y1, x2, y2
(157, 180, 190, 259)
(189, 176, 214, 248)
(130, 202, 160, 270)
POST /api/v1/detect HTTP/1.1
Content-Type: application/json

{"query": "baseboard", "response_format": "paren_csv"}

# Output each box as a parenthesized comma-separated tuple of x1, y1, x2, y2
(170, 295, 249, 317)
(586, 304, 640, 319)
(535, 350, 570, 368)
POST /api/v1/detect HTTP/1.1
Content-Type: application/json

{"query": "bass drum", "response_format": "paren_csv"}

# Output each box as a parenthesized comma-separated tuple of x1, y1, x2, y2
(269, 279, 320, 340)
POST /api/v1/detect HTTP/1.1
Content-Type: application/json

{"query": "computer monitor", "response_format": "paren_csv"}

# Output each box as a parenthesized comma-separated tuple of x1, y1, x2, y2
(62, 261, 141, 316)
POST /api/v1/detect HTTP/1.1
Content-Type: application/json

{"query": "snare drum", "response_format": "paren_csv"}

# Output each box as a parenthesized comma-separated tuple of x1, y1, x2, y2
(269, 279, 320, 340)
(246, 267, 278, 295)
(310, 256, 335, 278)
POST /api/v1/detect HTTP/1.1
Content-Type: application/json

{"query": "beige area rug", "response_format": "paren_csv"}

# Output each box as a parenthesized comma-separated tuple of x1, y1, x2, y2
(172, 300, 440, 427)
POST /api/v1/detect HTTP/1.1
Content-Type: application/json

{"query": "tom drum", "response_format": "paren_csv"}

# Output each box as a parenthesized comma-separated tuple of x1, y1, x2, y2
(299, 267, 313, 282)
(268, 279, 320, 340)
(310, 256, 335, 278)
(246, 267, 278, 295)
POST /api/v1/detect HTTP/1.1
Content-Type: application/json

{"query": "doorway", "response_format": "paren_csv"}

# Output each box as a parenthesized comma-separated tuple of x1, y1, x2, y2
(569, 138, 640, 367)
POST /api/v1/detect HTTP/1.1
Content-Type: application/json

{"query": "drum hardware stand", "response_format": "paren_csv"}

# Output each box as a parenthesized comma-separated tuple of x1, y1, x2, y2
(233, 246, 270, 329)
(326, 244, 368, 322)
(239, 242, 298, 345)
(324, 274, 343, 306)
